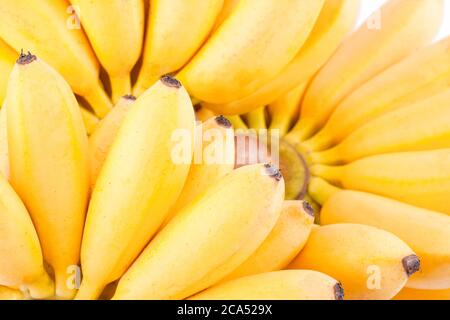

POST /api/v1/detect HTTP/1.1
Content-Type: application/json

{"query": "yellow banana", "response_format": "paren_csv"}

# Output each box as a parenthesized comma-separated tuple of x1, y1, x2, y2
(211, 0, 240, 32)
(195, 106, 216, 122)
(133, 0, 224, 95)
(77, 76, 195, 300)
(190, 270, 343, 300)
(311, 149, 450, 215)
(88, 95, 136, 188)
(0, 286, 25, 300)
(0, 174, 54, 299)
(7, 53, 89, 299)
(304, 36, 450, 151)
(70, 0, 144, 103)
(205, 0, 360, 115)
(307, 177, 341, 208)
(0, 0, 112, 117)
(112, 163, 285, 300)
(228, 115, 248, 130)
(289, 0, 444, 141)
(320, 190, 450, 289)
(0, 38, 16, 104)
(162, 115, 235, 226)
(0, 105, 9, 180)
(268, 82, 307, 136)
(288, 223, 419, 300)
(80, 107, 99, 136)
(222, 200, 315, 282)
(394, 287, 450, 300)
(178, 0, 324, 104)
(311, 89, 450, 165)
(245, 107, 267, 130)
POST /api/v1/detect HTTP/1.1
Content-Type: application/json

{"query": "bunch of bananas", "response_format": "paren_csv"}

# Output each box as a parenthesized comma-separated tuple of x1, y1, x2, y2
(0, 0, 449, 301)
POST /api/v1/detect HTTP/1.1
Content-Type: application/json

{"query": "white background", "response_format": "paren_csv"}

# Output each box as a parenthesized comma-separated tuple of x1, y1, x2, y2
(359, 0, 450, 40)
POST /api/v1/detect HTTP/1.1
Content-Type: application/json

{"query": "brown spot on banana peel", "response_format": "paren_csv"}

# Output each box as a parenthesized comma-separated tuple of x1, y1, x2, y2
(264, 163, 282, 181)
(17, 50, 36, 65)
(302, 201, 315, 218)
(402, 255, 421, 277)
(215, 115, 232, 128)
(334, 282, 345, 300)
(160, 75, 182, 88)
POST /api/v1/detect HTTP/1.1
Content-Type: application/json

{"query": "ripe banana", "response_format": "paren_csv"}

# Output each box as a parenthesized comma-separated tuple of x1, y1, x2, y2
(211, 0, 240, 33)
(190, 270, 343, 300)
(304, 36, 450, 151)
(112, 164, 285, 300)
(307, 177, 341, 209)
(162, 115, 235, 226)
(222, 200, 315, 282)
(320, 190, 450, 290)
(88, 95, 136, 188)
(245, 107, 267, 131)
(77, 76, 195, 300)
(80, 107, 99, 136)
(394, 287, 450, 300)
(205, 0, 360, 115)
(228, 115, 248, 131)
(133, 0, 224, 95)
(311, 149, 450, 215)
(289, 0, 444, 141)
(0, 38, 16, 104)
(0, 174, 54, 299)
(311, 88, 450, 165)
(0, 0, 112, 117)
(7, 53, 89, 299)
(0, 105, 9, 180)
(195, 106, 216, 122)
(288, 223, 420, 300)
(178, 0, 324, 104)
(0, 286, 25, 300)
(70, 0, 144, 103)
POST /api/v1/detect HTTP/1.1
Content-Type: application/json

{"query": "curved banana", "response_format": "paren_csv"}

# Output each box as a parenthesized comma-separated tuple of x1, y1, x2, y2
(162, 115, 235, 226)
(133, 0, 224, 95)
(394, 287, 450, 300)
(311, 89, 450, 165)
(311, 149, 450, 215)
(190, 270, 343, 300)
(77, 77, 195, 300)
(88, 95, 136, 188)
(70, 0, 144, 103)
(0, 0, 112, 117)
(0, 38, 16, 104)
(7, 53, 89, 299)
(205, 0, 360, 115)
(304, 36, 450, 151)
(0, 174, 54, 299)
(222, 200, 315, 282)
(289, 0, 444, 141)
(288, 223, 419, 300)
(320, 190, 450, 290)
(112, 164, 285, 300)
(0, 286, 26, 300)
(268, 82, 307, 136)
(244, 107, 267, 130)
(178, 0, 324, 104)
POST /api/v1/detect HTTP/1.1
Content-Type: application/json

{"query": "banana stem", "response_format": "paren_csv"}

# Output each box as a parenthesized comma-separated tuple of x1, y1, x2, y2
(246, 107, 267, 130)
(84, 83, 112, 119)
(308, 177, 341, 206)
(110, 74, 132, 104)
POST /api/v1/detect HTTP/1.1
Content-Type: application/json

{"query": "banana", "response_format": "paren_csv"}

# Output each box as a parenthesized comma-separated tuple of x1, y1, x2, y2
(0, 105, 9, 179)
(222, 200, 315, 282)
(162, 115, 235, 226)
(88, 95, 136, 188)
(304, 36, 450, 151)
(190, 270, 343, 300)
(307, 177, 341, 208)
(205, 0, 360, 115)
(7, 53, 89, 299)
(112, 164, 285, 300)
(0, 174, 54, 299)
(288, 0, 444, 142)
(133, 0, 224, 95)
(268, 82, 306, 136)
(320, 190, 450, 289)
(70, 0, 144, 103)
(178, 0, 324, 104)
(394, 287, 450, 300)
(311, 89, 450, 165)
(80, 107, 99, 136)
(77, 76, 195, 300)
(245, 107, 267, 130)
(288, 223, 420, 300)
(0, 38, 16, 104)
(0, 286, 25, 300)
(195, 106, 216, 122)
(311, 149, 450, 215)
(228, 115, 248, 130)
(0, 0, 112, 117)
(211, 0, 240, 32)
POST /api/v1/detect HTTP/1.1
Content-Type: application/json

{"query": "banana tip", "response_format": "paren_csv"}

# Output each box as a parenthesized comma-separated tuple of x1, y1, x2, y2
(402, 255, 420, 277)
(122, 94, 137, 101)
(215, 115, 232, 128)
(264, 163, 282, 181)
(302, 201, 315, 217)
(334, 282, 344, 300)
(161, 75, 182, 88)
(17, 50, 37, 65)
